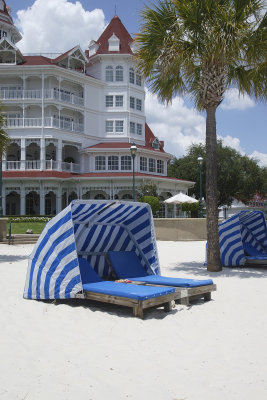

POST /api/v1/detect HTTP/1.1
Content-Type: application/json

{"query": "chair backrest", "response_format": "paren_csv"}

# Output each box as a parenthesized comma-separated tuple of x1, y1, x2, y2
(243, 242, 265, 256)
(78, 258, 103, 284)
(108, 251, 148, 279)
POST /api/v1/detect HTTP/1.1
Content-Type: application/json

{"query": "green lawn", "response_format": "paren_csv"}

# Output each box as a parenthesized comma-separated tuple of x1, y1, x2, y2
(7, 222, 46, 235)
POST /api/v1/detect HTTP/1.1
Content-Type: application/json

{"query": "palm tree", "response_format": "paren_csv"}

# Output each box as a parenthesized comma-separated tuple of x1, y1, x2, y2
(0, 107, 8, 217)
(136, 0, 267, 271)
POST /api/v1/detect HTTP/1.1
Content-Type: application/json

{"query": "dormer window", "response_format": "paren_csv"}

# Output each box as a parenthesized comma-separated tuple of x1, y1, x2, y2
(105, 66, 113, 82)
(0, 1, 4, 11)
(115, 65, 123, 82)
(88, 40, 99, 57)
(152, 138, 161, 150)
(108, 33, 120, 52)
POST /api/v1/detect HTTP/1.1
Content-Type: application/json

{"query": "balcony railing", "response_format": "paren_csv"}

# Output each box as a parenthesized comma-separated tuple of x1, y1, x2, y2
(0, 89, 84, 106)
(4, 160, 81, 173)
(5, 117, 84, 133)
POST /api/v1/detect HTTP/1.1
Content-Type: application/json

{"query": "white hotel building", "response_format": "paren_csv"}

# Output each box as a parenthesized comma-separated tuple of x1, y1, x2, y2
(0, 0, 193, 216)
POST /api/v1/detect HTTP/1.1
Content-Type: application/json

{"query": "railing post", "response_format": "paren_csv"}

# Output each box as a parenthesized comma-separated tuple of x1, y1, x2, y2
(8, 221, 12, 245)
(70, 162, 73, 172)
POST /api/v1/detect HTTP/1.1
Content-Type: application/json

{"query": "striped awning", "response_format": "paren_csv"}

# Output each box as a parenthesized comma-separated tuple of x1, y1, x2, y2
(24, 200, 159, 299)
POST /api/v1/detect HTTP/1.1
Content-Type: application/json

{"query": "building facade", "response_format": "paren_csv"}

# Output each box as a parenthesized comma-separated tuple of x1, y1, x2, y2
(0, 1, 194, 216)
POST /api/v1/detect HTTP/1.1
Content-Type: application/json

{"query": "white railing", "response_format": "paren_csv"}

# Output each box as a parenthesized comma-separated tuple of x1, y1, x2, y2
(26, 160, 41, 170)
(62, 162, 80, 173)
(6, 117, 84, 133)
(3, 160, 80, 173)
(5, 161, 21, 170)
(44, 89, 84, 106)
(0, 89, 84, 105)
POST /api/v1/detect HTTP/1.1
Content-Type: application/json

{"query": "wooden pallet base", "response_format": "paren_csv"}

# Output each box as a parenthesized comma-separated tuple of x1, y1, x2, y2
(175, 284, 217, 306)
(83, 290, 176, 319)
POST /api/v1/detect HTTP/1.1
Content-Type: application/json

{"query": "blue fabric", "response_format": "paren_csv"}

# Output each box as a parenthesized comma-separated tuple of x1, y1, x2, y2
(243, 242, 267, 257)
(78, 258, 102, 284)
(108, 251, 213, 287)
(130, 275, 214, 288)
(246, 256, 267, 261)
(108, 251, 149, 278)
(82, 281, 175, 300)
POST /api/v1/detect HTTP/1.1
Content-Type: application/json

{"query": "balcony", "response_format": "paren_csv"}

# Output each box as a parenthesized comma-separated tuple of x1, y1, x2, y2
(5, 117, 84, 133)
(4, 160, 81, 173)
(0, 89, 84, 106)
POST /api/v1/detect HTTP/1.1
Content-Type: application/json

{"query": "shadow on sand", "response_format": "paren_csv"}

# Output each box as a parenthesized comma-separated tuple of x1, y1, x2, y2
(167, 261, 267, 279)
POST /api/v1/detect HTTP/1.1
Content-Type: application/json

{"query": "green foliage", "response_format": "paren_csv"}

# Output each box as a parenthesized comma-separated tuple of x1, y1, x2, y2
(0, 104, 9, 158)
(138, 181, 158, 198)
(181, 202, 200, 218)
(139, 196, 161, 215)
(168, 141, 265, 206)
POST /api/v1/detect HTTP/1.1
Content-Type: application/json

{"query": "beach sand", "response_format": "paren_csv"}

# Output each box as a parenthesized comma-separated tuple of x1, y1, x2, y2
(0, 241, 267, 400)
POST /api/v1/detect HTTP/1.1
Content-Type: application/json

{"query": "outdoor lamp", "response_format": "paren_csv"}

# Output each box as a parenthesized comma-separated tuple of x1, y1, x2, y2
(197, 156, 203, 218)
(130, 144, 137, 201)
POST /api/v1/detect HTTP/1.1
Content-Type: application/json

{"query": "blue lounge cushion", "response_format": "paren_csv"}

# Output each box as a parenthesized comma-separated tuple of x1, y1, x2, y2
(129, 275, 214, 288)
(78, 257, 102, 284)
(82, 281, 175, 300)
(243, 242, 267, 257)
(108, 251, 213, 287)
(108, 251, 148, 278)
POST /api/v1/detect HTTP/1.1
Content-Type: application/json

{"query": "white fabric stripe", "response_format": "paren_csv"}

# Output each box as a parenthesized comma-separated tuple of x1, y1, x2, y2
(58, 265, 82, 299)
(30, 218, 74, 298)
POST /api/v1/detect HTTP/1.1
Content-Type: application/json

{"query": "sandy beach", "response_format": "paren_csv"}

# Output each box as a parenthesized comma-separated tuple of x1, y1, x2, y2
(0, 240, 267, 400)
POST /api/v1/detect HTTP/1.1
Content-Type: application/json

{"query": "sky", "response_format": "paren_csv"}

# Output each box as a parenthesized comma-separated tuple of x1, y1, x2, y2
(6, 0, 267, 166)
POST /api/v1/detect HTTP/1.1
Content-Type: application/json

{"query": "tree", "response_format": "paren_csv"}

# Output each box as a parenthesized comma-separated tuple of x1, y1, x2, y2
(137, 181, 158, 198)
(139, 195, 161, 216)
(168, 141, 265, 206)
(0, 107, 8, 217)
(136, 0, 267, 271)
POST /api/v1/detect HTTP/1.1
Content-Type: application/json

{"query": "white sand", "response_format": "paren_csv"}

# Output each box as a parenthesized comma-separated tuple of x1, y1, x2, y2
(0, 241, 267, 400)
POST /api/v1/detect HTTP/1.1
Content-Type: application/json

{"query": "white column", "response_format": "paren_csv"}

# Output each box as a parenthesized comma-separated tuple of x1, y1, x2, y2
(2, 152, 6, 171)
(56, 186, 62, 214)
(21, 138, 26, 170)
(40, 186, 45, 215)
(57, 139, 62, 171)
(20, 187, 26, 215)
(40, 138, 45, 171)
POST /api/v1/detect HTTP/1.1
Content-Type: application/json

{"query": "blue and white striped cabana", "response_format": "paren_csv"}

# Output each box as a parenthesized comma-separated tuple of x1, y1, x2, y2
(24, 200, 160, 300)
(219, 210, 267, 267)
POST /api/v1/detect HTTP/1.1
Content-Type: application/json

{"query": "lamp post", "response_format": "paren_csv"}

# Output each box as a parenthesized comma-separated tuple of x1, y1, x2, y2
(197, 156, 203, 218)
(130, 144, 137, 201)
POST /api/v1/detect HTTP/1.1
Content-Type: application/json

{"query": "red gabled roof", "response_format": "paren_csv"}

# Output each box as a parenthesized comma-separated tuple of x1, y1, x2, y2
(20, 56, 53, 66)
(90, 15, 133, 57)
(86, 124, 166, 153)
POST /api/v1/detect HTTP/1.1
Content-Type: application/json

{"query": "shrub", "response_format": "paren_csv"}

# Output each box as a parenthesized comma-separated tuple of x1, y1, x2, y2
(139, 196, 161, 216)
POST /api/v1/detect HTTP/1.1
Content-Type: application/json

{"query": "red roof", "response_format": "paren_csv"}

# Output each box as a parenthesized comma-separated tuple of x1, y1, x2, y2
(86, 124, 166, 153)
(90, 15, 133, 57)
(3, 170, 192, 183)
(20, 56, 53, 66)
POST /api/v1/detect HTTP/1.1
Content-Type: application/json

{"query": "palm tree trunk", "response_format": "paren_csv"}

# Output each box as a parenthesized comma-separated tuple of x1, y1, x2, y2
(205, 106, 222, 271)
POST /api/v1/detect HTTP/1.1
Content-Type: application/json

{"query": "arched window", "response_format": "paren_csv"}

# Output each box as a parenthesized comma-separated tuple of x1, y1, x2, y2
(105, 66, 113, 82)
(115, 65, 123, 82)
(129, 68, 135, 84)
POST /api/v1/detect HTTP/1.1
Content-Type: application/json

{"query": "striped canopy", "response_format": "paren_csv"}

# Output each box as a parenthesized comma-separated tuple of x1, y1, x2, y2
(219, 210, 267, 267)
(24, 200, 160, 300)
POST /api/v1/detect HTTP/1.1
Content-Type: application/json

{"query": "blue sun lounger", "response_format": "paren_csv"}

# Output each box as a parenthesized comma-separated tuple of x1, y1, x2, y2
(107, 251, 216, 305)
(243, 242, 267, 264)
(78, 258, 176, 318)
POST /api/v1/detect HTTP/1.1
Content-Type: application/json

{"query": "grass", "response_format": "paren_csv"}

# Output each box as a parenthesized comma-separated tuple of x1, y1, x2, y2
(7, 222, 46, 235)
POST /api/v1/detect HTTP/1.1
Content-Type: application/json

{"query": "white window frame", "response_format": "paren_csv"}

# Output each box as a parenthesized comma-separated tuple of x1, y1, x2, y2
(140, 157, 148, 171)
(105, 95, 113, 107)
(121, 155, 132, 170)
(136, 73, 141, 86)
(115, 65, 123, 82)
(130, 96, 135, 109)
(136, 99, 142, 111)
(95, 156, 106, 171)
(130, 121, 135, 134)
(136, 123, 142, 135)
(108, 155, 119, 170)
(129, 67, 135, 84)
(105, 120, 114, 133)
(105, 66, 113, 82)
(115, 95, 123, 107)
(115, 120, 124, 133)
(149, 158, 156, 173)
(157, 159, 164, 174)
